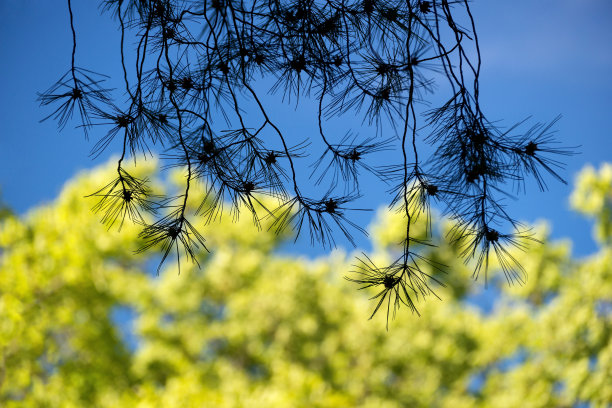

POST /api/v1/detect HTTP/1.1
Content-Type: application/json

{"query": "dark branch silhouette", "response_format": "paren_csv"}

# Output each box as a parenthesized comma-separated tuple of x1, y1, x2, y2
(39, 0, 576, 324)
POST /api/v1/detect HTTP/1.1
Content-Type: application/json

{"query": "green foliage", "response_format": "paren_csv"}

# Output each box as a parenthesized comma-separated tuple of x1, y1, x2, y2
(571, 163, 612, 245)
(1, 160, 611, 407)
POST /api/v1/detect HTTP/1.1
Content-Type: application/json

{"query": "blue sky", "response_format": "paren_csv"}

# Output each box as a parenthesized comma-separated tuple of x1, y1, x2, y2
(0, 0, 611, 258)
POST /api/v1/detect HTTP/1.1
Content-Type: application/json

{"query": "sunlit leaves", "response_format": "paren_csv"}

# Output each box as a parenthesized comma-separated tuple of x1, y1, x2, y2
(1, 161, 611, 406)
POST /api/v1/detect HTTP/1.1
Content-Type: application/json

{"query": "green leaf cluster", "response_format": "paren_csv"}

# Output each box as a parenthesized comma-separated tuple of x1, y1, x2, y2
(1, 160, 611, 407)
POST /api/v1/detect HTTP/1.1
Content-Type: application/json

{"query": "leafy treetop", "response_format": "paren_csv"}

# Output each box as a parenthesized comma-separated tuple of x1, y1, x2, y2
(0, 160, 610, 406)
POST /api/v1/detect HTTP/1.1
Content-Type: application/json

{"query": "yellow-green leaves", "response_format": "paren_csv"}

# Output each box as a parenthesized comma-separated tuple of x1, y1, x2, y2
(571, 163, 612, 244)
(1, 159, 611, 407)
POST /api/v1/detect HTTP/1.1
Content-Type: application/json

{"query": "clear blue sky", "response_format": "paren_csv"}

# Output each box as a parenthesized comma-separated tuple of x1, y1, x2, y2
(1, 0, 611, 258)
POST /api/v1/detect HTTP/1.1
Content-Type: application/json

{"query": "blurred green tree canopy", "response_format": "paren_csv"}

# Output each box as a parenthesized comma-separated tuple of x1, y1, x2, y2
(1, 160, 611, 407)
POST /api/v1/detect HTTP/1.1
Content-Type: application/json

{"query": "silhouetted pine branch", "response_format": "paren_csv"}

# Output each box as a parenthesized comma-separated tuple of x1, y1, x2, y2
(39, 0, 577, 324)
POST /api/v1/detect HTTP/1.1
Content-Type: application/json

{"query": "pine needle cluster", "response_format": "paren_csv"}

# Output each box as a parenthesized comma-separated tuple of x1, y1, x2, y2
(39, 0, 575, 322)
